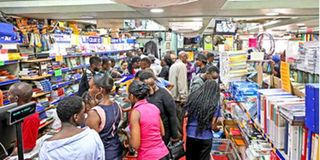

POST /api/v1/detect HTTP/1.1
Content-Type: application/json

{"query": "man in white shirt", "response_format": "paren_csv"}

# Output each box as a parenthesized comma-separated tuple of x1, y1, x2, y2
(169, 51, 188, 135)
(148, 54, 162, 76)
(169, 51, 188, 101)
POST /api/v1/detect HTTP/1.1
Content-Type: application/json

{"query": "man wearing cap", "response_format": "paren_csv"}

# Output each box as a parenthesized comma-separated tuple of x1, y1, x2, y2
(195, 53, 208, 74)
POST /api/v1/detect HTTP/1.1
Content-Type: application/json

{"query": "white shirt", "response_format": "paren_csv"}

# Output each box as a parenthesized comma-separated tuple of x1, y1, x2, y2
(169, 59, 188, 101)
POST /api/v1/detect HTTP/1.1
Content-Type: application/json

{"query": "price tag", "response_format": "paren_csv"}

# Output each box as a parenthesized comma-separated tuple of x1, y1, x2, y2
(0, 61, 4, 66)
(56, 55, 63, 62)
(54, 69, 62, 77)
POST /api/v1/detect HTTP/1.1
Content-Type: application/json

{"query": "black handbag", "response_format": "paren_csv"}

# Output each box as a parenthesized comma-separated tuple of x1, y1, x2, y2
(167, 140, 185, 160)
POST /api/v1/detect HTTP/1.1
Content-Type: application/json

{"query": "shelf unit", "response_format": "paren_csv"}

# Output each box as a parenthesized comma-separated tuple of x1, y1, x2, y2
(20, 74, 52, 81)
(238, 102, 287, 160)
(0, 78, 20, 87)
(32, 92, 51, 98)
(21, 58, 52, 63)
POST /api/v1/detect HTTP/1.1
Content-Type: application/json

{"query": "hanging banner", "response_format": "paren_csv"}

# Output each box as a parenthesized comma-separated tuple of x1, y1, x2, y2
(280, 62, 292, 93)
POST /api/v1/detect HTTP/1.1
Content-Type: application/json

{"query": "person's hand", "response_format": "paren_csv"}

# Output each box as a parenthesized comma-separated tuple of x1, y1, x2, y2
(123, 97, 130, 103)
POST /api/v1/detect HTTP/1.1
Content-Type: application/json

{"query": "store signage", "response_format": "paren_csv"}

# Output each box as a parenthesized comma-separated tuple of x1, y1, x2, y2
(88, 37, 102, 44)
(111, 38, 125, 44)
(280, 62, 291, 93)
(7, 102, 36, 125)
(53, 34, 71, 44)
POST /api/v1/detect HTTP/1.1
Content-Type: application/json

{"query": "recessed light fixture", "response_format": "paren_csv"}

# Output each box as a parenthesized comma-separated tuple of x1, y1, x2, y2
(150, 8, 164, 13)
(297, 23, 305, 26)
(265, 12, 280, 16)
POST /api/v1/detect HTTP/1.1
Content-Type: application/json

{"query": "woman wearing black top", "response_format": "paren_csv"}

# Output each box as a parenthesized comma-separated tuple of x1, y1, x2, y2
(138, 71, 179, 144)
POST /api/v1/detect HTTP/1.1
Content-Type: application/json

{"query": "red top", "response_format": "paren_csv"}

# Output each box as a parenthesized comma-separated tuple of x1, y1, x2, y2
(22, 113, 40, 151)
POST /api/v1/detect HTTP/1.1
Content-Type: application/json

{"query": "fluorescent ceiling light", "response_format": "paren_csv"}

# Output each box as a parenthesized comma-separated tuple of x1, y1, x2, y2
(297, 23, 305, 26)
(192, 18, 203, 21)
(265, 12, 279, 16)
(150, 8, 164, 13)
(80, 15, 94, 19)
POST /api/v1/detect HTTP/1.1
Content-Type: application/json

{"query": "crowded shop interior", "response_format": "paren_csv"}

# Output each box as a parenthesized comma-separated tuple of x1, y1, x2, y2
(0, 0, 319, 160)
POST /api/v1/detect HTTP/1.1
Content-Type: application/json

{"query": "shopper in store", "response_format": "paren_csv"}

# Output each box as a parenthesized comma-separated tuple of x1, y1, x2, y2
(128, 56, 141, 75)
(117, 61, 130, 75)
(164, 52, 174, 67)
(138, 71, 180, 144)
(169, 51, 188, 101)
(102, 57, 122, 78)
(149, 54, 162, 76)
(39, 96, 105, 160)
(139, 57, 152, 71)
(78, 56, 102, 96)
(206, 52, 215, 67)
(142, 68, 173, 91)
(85, 73, 123, 160)
(190, 65, 219, 93)
(7, 82, 40, 156)
(169, 51, 189, 135)
(158, 58, 170, 80)
(127, 80, 169, 160)
(185, 80, 220, 160)
(195, 53, 208, 74)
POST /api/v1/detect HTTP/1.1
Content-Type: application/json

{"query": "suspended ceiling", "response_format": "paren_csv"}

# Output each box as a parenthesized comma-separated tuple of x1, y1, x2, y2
(0, 0, 318, 34)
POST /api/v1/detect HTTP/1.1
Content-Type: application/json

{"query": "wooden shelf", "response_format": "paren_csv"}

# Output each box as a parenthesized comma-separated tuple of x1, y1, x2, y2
(32, 92, 51, 98)
(21, 58, 52, 63)
(20, 74, 52, 80)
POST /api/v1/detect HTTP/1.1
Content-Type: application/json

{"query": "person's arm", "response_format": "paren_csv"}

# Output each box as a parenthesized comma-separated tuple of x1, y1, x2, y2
(162, 79, 174, 91)
(177, 65, 188, 100)
(160, 119, 165, 137)
(85, 110, 101, 132)
(129, 109, 141, 150)
(162, 91, 179, 139)
(189, 79, 201, 94)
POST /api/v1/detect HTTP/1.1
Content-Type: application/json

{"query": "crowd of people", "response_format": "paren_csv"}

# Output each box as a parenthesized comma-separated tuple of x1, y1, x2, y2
(9, 50, 221, 160)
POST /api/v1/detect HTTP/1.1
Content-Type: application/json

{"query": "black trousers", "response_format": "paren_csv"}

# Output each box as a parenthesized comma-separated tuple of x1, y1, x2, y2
(186, 137, 212, 160)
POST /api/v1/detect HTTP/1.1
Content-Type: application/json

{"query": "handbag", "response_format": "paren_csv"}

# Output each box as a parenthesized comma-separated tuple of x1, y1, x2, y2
(167, 140, 185, 160)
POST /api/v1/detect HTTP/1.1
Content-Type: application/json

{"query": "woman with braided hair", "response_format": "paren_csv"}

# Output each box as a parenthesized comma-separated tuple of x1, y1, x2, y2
(127, 80, 170, 160)
(185, 80, 220, 160)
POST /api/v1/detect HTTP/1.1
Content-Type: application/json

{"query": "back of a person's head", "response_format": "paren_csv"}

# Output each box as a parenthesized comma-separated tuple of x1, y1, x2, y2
(206, 65, 219, 74)
(102, 57, 110, 65)
(9, 82, 33, 102)
(93, 73, 114, 93)
(128, 80, 149, 100)
(131, 56, 141, 64)
(110, 58, 116, 64)
(141, 57, 152, 65)
(89, 56, 102, 66)
(57, 96, 83, 123)
(207, 52, 215, 58)
(139, 70, 156, 81)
